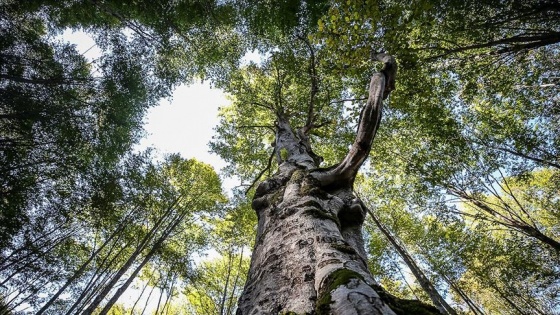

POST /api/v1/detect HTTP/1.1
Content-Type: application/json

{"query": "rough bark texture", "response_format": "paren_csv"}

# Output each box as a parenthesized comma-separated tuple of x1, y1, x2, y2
(236, 55, 441, 315)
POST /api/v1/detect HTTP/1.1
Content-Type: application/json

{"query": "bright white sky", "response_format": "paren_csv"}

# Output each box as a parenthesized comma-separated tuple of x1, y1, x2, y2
(135, 83, 228, 171)
(63, 30, 229, 174)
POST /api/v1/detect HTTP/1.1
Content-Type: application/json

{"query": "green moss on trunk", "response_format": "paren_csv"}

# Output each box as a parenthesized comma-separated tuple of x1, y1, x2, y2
(316, 269, 365, 314)
(371, 283, 442, 315)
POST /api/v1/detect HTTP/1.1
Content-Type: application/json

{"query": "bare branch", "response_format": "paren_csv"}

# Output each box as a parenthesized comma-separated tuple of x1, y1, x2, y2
(296, 34, 319, 134)
(312, 54, 397, 187)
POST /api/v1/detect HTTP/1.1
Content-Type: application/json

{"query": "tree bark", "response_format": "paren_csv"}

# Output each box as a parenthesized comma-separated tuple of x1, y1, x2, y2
(236, 56, 440, 315)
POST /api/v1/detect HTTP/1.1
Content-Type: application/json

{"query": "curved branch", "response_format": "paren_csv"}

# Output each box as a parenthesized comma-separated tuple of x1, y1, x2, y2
(311, 54, 397, 187)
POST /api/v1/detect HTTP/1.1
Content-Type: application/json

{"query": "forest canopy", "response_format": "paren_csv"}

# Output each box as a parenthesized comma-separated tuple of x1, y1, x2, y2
(0, 0, 558, 314)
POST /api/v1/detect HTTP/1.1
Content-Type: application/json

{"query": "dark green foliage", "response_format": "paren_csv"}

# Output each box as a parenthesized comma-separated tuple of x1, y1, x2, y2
(0, 1, 173, 248)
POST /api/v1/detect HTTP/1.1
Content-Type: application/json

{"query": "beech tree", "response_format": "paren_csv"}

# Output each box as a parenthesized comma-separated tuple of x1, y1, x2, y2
(211, 36, 439, 311)
(317, 0, 560, 251)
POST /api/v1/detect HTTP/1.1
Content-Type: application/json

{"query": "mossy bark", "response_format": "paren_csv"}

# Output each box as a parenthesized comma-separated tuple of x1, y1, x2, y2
(236, 166, 441, 315)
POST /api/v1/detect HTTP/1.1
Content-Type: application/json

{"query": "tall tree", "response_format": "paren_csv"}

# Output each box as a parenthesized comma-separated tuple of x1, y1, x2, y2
(313, 0, 560, 250)
(4, 0, 559, 313)
(212, 37, 439, 312)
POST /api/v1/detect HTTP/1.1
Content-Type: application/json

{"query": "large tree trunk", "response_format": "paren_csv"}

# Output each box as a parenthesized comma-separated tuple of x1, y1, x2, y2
(236, 55, 440, 315)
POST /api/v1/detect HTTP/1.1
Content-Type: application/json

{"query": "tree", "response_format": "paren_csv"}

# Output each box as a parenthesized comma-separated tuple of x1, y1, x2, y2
(313, 0, 559, 251)
(212, 37, 438, 311)
(363, 201, 456, 315)
(185, 253, 250, 315)
(309, 3, 559, 312)
(357, 167, 559, 314)
(0, 0, 171, 252)
(1, 1, 238, 312)
(185, 197, 255, 315)
(0, 151, 224, 314)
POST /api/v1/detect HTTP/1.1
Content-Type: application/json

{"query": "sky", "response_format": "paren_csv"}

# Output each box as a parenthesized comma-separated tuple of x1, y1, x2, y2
(63, 30, 231, 178)
(135, 83, 228, 171)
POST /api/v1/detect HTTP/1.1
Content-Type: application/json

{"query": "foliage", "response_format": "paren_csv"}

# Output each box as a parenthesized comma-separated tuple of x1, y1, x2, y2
(185, 253, 250, 315)
(0, 153, 224, 314)
(211, 37, 360, 184)
(2, 0, 559, 313)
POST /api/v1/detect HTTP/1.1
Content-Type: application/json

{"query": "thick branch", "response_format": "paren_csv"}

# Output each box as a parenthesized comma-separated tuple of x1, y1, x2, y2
(312, 54, 396, 187)
(427, 31, 560, 60)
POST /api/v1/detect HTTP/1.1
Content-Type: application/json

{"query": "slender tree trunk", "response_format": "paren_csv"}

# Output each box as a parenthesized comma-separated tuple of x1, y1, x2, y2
(441, 274, 485, 315)
(139, 282, 156, 315)
(155, 271, 172, 314)
(162, 273, 177, 315)
(36, 205, 138, 315)
(97, 209, 189, 315)
(220, 248, 234, 315)
(0, 221, 68, 270)
(520, 226, 560, 251)
(237, 55, 440, 315)
(82, 197, 181, 314)
(365, 205, 457, 315)
(131, 279, 150, 313)
(226, 248, 244, 315)
(489, 283, 529, 315)
(64, 237, 133, 315)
